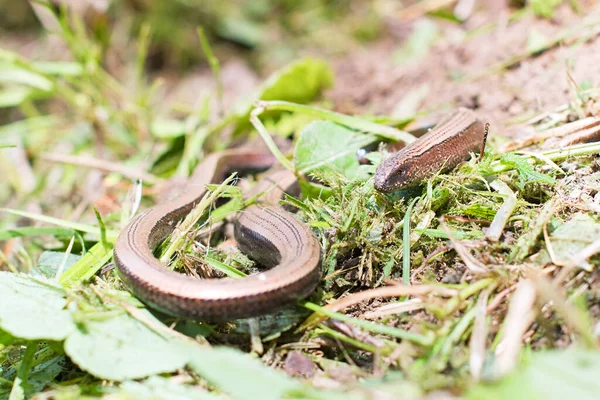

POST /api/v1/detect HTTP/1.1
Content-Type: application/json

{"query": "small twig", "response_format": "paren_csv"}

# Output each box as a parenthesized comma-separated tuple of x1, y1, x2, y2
(440, 217, 487, 273)
(470, 287, 491, 381)
(492, 280, 536, 379)
(300, 284, 456, 330)
(362, 298, 424, 319)
(543, 223, 564, 267)
(410, 245, 452, 284)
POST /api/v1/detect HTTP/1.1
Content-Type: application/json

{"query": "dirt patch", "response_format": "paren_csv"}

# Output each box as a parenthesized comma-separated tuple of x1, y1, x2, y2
(329, 3, 600, 135)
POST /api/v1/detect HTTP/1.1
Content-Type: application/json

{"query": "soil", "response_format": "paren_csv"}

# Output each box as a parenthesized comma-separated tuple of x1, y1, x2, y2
(328, 2, 600, 136)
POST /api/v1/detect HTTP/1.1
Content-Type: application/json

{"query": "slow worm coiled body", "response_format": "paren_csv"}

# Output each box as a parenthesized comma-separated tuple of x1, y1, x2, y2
(114, 150, 321, 321)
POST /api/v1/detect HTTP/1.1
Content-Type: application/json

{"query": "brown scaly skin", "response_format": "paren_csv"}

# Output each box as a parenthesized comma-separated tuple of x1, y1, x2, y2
(374, 108, 485, 192)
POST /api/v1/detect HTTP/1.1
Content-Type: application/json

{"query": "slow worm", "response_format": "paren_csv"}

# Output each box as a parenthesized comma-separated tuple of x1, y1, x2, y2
(114, 150, 321, 320)
(374, 107, 485, 192)
(114, 108, 485, 320)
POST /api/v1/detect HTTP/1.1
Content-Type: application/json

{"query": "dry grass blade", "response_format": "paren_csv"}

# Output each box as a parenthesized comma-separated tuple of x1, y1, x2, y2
(485, 180, 517, 242)
(440, 218, 487, 273)
(302, 283, 457, 329)
(504, 117, 600, 151)
(362, 298, 424, 319)
(492, 279, 536, 379)
(470, 288, 491, 381)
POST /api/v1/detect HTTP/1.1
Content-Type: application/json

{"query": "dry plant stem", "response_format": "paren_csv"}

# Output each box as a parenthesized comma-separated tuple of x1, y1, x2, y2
(470, 287, 491, 381)
(362, 298, 424, 319)
(249, 319, 264, 355)
(40, 152, 163, 185)
(504, 116, 600, 151)
(558, 123, 600, 147)
(485, 180, 517, 242)
(493, 279, 536, 379)
(440, 218, 487, 273)
(411, 245, 452, 284)
(302, 284, 457, 329)
(543, 223, 565, 267)
(486, 285, 516, 313)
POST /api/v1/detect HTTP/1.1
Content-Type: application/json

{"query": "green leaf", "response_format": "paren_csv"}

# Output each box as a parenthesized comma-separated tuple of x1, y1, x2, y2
(0, 87, 33, 108)
(499, 153, 555, 188)
(217, 17, 264, 48)
(31, 61, 83, 76)
(0, 328, 16, 348)
(536, 213, 600, 267)
(468, 350, 600, 400)
(0, 116, 59, 139)
(258, 58, 333, 104)
(64, 311, 189, 381)
(117, 376, 224, 400)
(59, 242, 113, 288)
(0, 272, 76, 340)
(294, 120, 373, 179)
(188, 347, 301, 400)
(530, 0, 564, 18)
(35, 251, 81, 279)
(0, 65, 53, 91)
(150, 118, 186, 139)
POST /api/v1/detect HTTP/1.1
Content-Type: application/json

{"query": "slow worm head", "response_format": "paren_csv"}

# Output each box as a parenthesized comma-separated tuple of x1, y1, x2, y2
(374, 107, 485, 192)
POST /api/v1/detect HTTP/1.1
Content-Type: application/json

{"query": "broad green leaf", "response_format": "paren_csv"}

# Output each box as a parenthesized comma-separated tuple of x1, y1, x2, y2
(217, 17, 264, 47)
(188, 347, 301, 400)
(468, 350, 600, 400)
(259, 57, 333, 104)
(294, 120, 373, 179)
(117, 376, 223, 400)
(35, 251, 81, 279)
(536, 213, 600, 267)
(0, 272, 75, 340)
(233, 57, 333, 120)
(64, 311, 189, 381)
